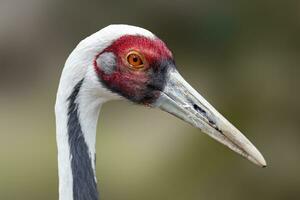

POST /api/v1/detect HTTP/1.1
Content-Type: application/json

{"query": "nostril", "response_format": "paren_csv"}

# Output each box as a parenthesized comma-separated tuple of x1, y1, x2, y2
(193, 104, 206, 115)
(193, 103, 218, 128)
(208, 119, 216, 125)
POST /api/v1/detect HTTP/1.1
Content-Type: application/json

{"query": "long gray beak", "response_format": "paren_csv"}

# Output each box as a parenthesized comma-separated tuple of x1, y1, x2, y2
(154, 68, 266, 167)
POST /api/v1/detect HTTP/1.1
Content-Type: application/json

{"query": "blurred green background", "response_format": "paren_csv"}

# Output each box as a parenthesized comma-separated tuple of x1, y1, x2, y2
(0, 0, 299, 199)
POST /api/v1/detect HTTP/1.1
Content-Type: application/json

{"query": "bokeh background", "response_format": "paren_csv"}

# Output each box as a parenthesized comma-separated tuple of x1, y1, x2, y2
(0, 0, 299, 199)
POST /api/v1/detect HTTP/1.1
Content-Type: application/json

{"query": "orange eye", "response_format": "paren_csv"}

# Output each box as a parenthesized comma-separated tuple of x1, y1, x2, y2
(126, 51, 144, 69)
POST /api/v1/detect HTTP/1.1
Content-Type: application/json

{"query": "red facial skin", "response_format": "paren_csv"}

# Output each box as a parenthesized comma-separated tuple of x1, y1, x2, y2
(94, 35, 174, 104)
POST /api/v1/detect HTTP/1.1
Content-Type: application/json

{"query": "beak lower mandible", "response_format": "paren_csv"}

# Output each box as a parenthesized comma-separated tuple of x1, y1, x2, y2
(154, 68, 266, 167)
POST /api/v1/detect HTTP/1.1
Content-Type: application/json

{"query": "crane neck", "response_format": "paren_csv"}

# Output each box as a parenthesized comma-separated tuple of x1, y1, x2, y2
(55, 77, 105, 200)
(55, 26, 122, 200)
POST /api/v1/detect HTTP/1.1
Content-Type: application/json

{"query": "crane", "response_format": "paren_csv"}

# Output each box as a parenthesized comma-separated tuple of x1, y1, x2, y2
(55, 24, 266, 200)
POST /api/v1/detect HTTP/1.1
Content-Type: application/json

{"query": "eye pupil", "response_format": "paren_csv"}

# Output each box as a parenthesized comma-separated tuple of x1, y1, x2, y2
(133, 57, 138, 62)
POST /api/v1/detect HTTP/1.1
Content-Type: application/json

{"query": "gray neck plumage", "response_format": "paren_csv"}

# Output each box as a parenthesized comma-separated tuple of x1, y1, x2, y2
(56, 78, 104, 200)
(67, 79, 98, 200)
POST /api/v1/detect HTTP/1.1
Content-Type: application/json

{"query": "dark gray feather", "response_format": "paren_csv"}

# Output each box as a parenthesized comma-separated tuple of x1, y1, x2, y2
(67, 79, 99, 200)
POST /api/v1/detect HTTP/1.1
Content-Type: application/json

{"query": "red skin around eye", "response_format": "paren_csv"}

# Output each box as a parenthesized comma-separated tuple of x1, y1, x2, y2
(94, 35, 173, 101)
(103, 35, 172, 65)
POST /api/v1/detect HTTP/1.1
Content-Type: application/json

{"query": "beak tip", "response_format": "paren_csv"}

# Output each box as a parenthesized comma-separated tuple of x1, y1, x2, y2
(251, 151, 267, 168)
(259, 159, 267, 168)
(244, 142, 267, 168)
(260, 158, 267, 168)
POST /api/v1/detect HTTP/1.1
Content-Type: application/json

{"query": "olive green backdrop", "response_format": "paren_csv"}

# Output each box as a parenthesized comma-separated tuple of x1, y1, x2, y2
(0, 0, 299, 199)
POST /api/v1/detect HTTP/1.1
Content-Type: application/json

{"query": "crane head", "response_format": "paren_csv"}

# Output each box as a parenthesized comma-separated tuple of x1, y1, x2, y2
(67, 24, 266, 167)
(94, 35, 173, 105)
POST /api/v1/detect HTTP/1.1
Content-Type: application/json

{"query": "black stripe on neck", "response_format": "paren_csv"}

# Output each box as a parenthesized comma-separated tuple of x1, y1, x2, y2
(67, 79, 99, 200)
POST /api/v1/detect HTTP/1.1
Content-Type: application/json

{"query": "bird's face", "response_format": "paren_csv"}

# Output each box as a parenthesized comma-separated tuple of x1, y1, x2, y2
(93, 31, 266, 167)
(94, 35, 173, 104)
